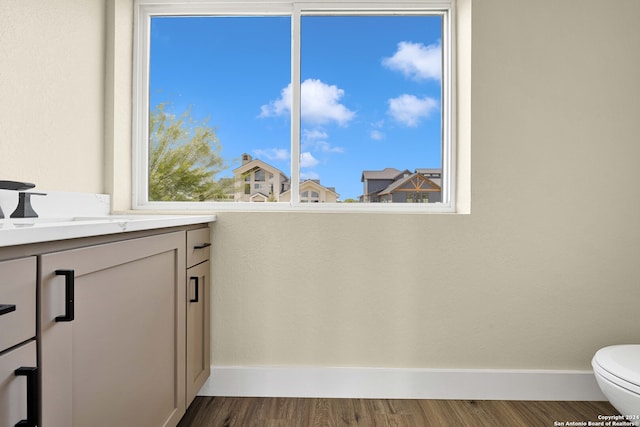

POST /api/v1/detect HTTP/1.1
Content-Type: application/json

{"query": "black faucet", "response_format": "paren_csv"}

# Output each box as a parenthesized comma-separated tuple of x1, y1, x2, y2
(0, 180, 36, 191)
(11, 192, 47, 218)
(0, 181, 40, 219)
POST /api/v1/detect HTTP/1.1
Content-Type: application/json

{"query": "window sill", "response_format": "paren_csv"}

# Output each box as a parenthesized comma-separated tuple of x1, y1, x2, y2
(132, 201, 460, 214)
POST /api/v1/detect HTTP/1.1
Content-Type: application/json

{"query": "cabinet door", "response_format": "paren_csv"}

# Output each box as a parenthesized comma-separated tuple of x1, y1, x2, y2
(40, 232, 186, 427)
(0, 341, 37, 427)
(186, 260, 210, 405)
(0, 257, 36, 353)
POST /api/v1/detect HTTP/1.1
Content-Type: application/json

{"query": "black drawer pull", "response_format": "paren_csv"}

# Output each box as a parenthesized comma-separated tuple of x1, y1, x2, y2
(193, 242, 211, 249)
(15, 366, 39, 427)
(190, 276, 199, 303)
(0, 304, 16, 316)
(55, 269, 75, 322)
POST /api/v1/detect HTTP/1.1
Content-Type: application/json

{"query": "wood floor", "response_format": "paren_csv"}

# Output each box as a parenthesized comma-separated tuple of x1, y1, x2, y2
(177, 397, 619, 427)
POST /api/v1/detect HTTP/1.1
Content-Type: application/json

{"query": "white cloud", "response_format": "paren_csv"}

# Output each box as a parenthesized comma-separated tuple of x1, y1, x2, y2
(300, 152, 319, 168)
(387, 94, 438, 127)
(302, 128, 344, 153)
(259, 79, 356, 126)
(382, 41, 442, 81)
(316, 141, 344, 153)
(302, 129, 328, 141)
(252, 148, 290, 161)
(301, 79, 355, 125)
(259, 94, 289, 118)
(370, 130, 385, 140)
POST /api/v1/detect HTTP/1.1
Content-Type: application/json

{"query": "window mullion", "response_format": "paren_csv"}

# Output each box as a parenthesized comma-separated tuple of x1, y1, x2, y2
(290, 6, 301, 204)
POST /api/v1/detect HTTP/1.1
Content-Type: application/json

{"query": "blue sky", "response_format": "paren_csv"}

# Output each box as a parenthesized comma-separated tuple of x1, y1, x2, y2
(150, 15, 442, 200)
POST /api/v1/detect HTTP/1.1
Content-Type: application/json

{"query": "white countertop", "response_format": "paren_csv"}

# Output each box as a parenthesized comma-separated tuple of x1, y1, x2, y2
(0, 191, 216, 247)
(0, 214, 216, 248)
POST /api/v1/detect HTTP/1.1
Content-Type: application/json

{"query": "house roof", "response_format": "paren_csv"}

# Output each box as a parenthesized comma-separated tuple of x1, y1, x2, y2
(361, 167, 443, 196)
(361, 168, 402, 182)
(249, 192, 269, 202)
(301, 179, 338, 195)
(280, 179, 339, 197)
(415, 168, 442, 176)
(377, 172, 441, 196)
(415, 169, 442, 187)
(232, 158, 288, 178)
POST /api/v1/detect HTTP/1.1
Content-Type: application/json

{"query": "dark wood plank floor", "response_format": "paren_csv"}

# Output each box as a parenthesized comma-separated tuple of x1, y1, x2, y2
(177, 397, 619, 427)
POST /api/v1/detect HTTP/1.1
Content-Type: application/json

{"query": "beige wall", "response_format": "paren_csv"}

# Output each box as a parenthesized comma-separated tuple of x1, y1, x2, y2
(211, 0, 640, 371)
(0, 0, 105, 193)
(2, 0, 640, 371)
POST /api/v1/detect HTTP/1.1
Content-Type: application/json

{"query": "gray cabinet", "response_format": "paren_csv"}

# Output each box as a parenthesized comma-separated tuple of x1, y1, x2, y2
(0, 342, 37, 427)
(0, 223, 211, 427)
(185, 228, 211, 406)
(0, 257, 36, 353)
(39, 231, 187, 427)
(0, 257, 37, 427)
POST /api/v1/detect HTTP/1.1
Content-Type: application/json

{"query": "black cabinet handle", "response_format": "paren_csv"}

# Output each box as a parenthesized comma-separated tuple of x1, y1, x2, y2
(190, 276, 199, 303)
(193, 243, 211, 250)
(55, 269, 74, 322)
(0, 304, 16, 316)
(14, 366, 39, 427)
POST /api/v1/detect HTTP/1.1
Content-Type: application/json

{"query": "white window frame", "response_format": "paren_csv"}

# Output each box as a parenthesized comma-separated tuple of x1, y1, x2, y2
(132, 0, 457, 213)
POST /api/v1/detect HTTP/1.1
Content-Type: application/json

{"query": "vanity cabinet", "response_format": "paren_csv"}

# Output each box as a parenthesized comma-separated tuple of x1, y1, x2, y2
(185, 229, 211, 406)
(39, 231, 187, 427)
(0, 221, 212, 427)
(0, 257, 38, 427)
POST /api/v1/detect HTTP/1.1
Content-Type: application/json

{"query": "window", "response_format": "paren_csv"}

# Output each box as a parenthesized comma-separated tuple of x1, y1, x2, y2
(407, 193, 429, 203)
(133, 0, 456, 212)
(300, 190, 321, 203)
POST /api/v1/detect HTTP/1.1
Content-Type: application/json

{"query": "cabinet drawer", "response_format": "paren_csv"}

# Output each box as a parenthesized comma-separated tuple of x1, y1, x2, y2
(0, 341, 38, 427)
(186, 228, 210, 268)
(0, 257, 36, 352)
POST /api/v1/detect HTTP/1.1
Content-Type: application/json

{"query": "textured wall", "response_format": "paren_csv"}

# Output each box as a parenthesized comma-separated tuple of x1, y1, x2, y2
(0, 0, 105, 193)
(210, 0, 640, 370)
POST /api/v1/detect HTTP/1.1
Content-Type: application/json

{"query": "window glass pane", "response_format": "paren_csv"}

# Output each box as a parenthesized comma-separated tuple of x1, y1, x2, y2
(143, 10, 448, 207)
(148, 16, 290, 202)
(300, 15, 443, 203)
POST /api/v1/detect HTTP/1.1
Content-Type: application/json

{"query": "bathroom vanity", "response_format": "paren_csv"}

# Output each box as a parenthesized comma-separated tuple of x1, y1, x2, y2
(0, 214, 215, 427)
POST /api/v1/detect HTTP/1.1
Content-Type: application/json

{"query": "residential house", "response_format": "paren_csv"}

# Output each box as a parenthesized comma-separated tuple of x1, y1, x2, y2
(232, 154, 290, 202)
(360, 168, 442, 203)
(280, 179, 339, 203)
(233, 154, 338, 202)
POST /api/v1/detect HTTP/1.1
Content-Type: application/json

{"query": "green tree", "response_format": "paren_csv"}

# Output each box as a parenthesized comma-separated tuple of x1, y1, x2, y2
(149, 103, 230, 201)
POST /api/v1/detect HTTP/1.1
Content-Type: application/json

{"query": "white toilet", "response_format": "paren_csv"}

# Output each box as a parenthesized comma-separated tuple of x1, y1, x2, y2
(592, 345, 640, 416)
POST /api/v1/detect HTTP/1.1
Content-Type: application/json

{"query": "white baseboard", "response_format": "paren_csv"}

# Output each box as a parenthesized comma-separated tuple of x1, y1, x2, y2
(197, 366, 607, 401)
